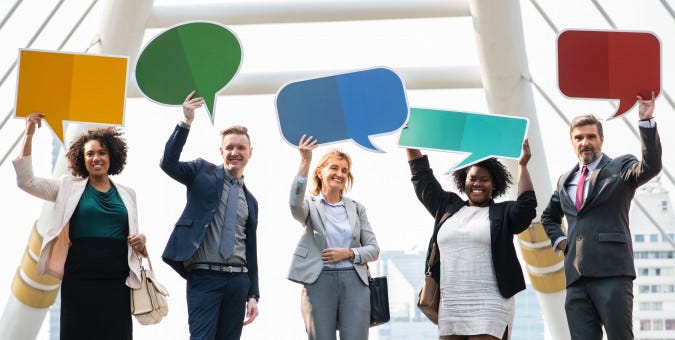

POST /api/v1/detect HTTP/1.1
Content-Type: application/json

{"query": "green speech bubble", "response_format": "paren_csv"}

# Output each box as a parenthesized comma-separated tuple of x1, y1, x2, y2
(135, 21, 242, 122)
(399, 108, 528, 170)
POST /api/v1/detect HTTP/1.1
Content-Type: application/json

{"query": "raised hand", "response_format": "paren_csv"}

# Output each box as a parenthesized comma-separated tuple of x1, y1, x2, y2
(299, 134, 318, 162)
(518, 138, 531, 167)
(637, 91, 656, 121)
(25, 112, 44, 136)
(297, 134, 318, 178)
(182, 90, 205, 125)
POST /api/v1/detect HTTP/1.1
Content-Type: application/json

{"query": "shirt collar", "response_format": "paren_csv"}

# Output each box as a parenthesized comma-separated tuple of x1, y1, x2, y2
(224, 168, 244, 186)
(580, 154, 603, 173)
(319, 193, 344, 207)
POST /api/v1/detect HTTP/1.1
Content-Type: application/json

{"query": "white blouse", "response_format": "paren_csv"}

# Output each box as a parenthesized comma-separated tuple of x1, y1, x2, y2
(436, 205, 514, 338)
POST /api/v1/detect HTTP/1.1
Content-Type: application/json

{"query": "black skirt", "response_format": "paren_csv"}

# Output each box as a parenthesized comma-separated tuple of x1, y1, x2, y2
(61, 237, 132, 340)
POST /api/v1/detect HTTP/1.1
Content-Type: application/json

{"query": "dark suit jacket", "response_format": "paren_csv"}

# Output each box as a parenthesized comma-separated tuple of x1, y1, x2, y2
(410, 156, 537, 298)
(542, 125, 662, 287)
(160, 124, 260, 300)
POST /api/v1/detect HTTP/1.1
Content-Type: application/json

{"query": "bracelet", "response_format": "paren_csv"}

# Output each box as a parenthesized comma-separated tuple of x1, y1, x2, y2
(348, 249, 355, 261)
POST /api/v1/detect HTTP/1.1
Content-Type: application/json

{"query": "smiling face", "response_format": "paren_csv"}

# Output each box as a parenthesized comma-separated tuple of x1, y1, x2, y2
(220, 133, 252, 178)
(464, 165, 494, 206)
(83, 139, 110, 178)
(571, 124, 603, 165)
(317, 157, 350, 195)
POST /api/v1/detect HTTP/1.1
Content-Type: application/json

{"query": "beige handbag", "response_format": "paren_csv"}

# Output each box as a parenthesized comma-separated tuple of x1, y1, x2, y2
(131, 255, 169, 325)
(417, 242, 440, 324)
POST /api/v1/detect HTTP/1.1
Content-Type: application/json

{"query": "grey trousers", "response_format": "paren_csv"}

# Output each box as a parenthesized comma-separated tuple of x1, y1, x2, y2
(565, 276, 633, 340)
(301, 267, 370, 340)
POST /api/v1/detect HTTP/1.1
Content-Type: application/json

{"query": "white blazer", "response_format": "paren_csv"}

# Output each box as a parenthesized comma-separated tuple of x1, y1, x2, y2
(13, 156, 142, 289)
(288, 177, 379, 285)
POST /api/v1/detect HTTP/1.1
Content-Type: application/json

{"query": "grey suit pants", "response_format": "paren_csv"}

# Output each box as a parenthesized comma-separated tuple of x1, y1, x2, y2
(301, 267, 370, 340)
(565, 276, 633, 340)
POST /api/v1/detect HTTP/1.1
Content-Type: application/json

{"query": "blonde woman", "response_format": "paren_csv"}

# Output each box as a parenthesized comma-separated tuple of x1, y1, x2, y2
(288, 135, 380, 340)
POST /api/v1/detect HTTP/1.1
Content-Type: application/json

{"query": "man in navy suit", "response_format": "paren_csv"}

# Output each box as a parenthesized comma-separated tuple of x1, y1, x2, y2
(542, 93, 661, 340)
(160, 91, 259, 340)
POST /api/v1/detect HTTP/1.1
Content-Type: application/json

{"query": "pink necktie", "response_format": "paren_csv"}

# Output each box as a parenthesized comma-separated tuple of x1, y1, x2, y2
(575, 165, 588, 211)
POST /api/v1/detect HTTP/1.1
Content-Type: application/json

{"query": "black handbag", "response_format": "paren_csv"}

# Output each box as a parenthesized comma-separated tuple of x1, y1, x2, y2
(368, 271, 390, 327)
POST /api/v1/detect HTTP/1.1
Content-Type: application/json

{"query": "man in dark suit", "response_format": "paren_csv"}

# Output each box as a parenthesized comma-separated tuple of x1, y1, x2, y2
(160, 91, 259, 340)
(542, 93, 661, 340)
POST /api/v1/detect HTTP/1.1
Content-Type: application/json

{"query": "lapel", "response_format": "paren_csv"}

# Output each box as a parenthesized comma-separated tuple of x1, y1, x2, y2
(581, 154, 611, 211)
(309, 196, 327, 249)
(112, 180, 137, 235)
(63, 178, 88, 224)
(560, 165, 578, 210)
(311, 196, 328, 234)
(343, 197, 358, 239)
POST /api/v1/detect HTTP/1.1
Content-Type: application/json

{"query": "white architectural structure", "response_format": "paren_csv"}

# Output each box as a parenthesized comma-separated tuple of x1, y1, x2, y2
(0, 0, 673, 339)
(631, 178, 675, 338)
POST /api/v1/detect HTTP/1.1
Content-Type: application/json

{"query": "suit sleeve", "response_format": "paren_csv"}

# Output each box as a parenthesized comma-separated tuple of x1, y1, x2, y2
(623, 125, 662, 187)
(409, 155, 460, 218)
(506, 190, 537, 234)
(159, 124, 201, 185)
(289, 176, 310, 225)
(542, 186, 566, 247)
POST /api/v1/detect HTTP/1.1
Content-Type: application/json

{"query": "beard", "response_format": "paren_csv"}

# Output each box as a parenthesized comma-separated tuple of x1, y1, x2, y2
(578, 149, 600, 164)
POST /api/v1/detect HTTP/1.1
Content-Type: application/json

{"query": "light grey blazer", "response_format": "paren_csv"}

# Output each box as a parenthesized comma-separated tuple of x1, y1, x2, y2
(288, 177, 379, 285)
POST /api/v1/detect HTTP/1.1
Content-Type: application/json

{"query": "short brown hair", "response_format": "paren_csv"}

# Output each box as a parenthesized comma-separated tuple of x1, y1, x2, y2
(220, 125, 250, 144)
(310, 150, 354, 196)
(570, 115, 603, 139)
(66, 127, 127, 178)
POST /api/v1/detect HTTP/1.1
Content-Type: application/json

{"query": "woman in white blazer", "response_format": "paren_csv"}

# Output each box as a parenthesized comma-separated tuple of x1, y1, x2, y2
(13, 113, 147, 340)
(288, 135, 380, 340)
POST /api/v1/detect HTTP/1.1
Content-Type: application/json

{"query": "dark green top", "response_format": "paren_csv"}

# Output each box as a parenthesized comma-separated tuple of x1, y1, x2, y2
(70, 183, 129, 240)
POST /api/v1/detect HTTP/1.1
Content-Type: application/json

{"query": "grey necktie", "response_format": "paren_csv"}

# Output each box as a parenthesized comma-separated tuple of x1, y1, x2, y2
(220, 178, 239, 259)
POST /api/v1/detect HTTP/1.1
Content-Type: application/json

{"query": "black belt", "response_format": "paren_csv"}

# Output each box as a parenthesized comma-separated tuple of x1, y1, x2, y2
(188, 263, 248, 273)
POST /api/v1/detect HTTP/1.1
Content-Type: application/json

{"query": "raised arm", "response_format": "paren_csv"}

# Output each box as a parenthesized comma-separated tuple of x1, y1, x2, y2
(628, 91, 662, 186)
(296, 135, 317, 178)
(13, 113, 60, 202)
(289, 135, 317, 223)
(406, 148, 457, 218)
(19, 112, 43, 158)
(159, 91, 204, 185)
(517, 138, 534, 195)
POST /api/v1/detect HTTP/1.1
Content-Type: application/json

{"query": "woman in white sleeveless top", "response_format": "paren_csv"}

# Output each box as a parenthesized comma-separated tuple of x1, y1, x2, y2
(406, 140, 536, 340)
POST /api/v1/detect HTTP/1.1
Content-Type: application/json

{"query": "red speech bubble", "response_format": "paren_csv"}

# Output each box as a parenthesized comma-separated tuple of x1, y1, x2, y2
(558, 30, 660, 119)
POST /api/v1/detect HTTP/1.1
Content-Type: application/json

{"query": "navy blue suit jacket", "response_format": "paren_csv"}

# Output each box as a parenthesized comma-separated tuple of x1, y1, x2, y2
(160, 124, 260, 300)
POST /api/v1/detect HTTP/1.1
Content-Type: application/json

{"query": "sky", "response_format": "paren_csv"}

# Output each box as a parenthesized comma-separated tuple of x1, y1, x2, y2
(0, 0, 673, 339)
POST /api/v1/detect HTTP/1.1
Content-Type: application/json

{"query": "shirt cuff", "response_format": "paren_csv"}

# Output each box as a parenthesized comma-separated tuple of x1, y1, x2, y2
(296, 176, 307, 183)
(352, 248, 361, 264)
(638, 118, 656, 128)
(179, 121, 191, 129)
(553, 236, 567, 255)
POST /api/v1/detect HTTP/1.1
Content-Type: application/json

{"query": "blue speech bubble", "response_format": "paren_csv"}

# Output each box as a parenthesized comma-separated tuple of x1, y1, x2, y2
(275, 68, 408, 152)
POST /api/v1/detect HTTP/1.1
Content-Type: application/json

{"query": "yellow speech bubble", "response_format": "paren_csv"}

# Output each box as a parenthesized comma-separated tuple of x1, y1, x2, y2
(15, 49, 128, 142)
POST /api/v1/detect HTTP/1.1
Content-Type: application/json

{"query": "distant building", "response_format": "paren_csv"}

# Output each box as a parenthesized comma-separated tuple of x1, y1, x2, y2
(372, 250, 545, 339)
(630, 178, 675, 339)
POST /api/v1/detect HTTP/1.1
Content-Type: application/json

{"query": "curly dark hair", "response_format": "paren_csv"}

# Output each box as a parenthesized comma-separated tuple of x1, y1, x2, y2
(66, 127, 127, 178)
(452, 158, 513, 199)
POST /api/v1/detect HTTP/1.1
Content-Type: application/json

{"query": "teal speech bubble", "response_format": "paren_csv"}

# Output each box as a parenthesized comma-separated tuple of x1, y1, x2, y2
(135, 21, 242, 122)
(399, 108, 528, 170)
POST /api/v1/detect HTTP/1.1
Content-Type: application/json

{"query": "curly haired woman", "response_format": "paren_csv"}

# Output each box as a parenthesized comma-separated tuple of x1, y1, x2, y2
(14, 113, 146, 340)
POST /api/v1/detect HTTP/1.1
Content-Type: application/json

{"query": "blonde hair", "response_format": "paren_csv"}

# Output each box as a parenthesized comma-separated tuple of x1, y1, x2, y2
(310, 150, 354, 196)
